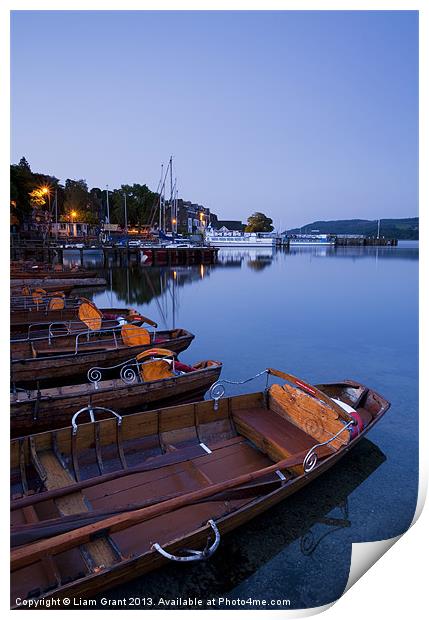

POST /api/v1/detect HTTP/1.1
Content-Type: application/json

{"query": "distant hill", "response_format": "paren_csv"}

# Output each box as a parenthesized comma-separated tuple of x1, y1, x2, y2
(286, 218, 419, 240)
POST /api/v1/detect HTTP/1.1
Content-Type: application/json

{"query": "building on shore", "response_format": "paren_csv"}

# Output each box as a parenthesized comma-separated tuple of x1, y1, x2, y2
(213, 220, 245, 232)
(51, 221, 92, 238)
(165, 199, 210, 234)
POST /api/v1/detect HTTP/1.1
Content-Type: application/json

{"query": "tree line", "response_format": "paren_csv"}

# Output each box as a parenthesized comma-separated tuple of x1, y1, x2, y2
(10, 157, 276, 234)
(10, 157, 159, 228)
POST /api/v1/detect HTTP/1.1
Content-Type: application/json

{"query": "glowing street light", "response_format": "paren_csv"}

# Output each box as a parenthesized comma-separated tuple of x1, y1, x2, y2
(70, 211, 77, 222)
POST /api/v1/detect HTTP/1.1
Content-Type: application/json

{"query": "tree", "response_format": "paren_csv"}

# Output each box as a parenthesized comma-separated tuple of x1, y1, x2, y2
(64, 179, 89, 213)
(110, 184, 159, 227)
(245, 212, 274, 233)
(62, 179, 101, 224)
(10, 163, 33, 222)
(18, 156, 31, 172)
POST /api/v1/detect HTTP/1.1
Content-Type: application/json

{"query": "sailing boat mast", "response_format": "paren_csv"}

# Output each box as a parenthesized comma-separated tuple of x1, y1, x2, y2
(169, 155, 173, 234)
(158, 164, 164, 232)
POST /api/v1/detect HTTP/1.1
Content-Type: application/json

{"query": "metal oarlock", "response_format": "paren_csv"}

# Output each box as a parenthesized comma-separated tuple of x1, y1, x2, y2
(152, 519, 220, 562)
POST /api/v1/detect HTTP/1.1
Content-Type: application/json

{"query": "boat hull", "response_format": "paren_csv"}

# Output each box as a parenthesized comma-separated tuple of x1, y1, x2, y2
(11, 330, 195, 386)
(11, 363, 222, 436)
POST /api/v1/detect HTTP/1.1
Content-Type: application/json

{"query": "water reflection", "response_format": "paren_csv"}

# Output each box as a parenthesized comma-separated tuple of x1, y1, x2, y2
(93, 438, 385, 609)
(77, 242, 418, 331)
(286, 243, 418, 261)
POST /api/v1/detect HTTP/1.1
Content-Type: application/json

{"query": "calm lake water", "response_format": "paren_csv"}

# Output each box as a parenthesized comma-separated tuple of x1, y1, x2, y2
(67, 241, 418, 609)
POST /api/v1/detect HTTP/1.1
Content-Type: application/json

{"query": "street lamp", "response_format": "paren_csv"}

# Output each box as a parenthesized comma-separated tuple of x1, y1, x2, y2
(70, 211, 77, 239)
(123, 192, 128, 246)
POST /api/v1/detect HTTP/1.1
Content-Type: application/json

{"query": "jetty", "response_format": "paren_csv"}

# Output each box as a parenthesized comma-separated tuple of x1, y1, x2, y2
(10, 240, 219, 267)
(334, 235, 397, 247)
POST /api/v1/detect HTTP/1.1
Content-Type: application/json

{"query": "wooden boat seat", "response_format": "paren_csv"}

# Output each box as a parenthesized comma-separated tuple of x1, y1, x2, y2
(233, 407, 320, 459)
(121, 324, 151, 346)
(32, 343, 117, 357)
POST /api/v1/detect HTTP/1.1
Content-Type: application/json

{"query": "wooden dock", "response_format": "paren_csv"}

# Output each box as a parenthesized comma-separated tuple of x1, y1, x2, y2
(335, 237, 398, 247)
(10, 242, 219, 267)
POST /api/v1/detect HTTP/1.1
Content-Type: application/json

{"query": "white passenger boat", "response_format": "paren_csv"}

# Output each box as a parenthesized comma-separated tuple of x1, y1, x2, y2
(205, 227, 277, 247)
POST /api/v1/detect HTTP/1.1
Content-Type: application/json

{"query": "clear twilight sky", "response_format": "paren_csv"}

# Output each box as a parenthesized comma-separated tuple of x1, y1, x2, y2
(11, 10, 418, 229)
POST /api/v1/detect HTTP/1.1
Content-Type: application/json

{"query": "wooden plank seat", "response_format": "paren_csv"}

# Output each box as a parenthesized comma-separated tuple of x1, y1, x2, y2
(233, 407, 325, 459)
(32, 343, 118, 357)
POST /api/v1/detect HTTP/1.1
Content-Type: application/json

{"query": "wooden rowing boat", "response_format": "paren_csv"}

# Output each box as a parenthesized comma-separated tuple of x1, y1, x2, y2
(10, 299, 153, 340)
(10, 370, 389, 605)
(10, 268, 98, 280)
(11, 305, 144, 328)
(11, 283, 76, 296)
(11, 324, 195, 386)
(11, 349, 222, 436)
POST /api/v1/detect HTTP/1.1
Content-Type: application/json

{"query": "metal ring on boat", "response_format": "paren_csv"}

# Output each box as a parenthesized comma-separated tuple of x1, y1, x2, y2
(209, 383, 225, 410)
(151, 519, 220, 562)
(71, 405, 123, 435)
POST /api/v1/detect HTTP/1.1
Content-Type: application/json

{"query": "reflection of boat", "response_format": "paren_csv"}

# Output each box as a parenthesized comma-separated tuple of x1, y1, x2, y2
(10, 349, 222, 436)
(11, 324, 195, 386)
(10, 369, 389, 603)
(216, 248, 275, 271)
(288, 234, 336, 246)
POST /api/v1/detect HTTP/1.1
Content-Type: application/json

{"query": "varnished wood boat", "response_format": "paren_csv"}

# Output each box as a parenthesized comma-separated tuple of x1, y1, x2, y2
(10, 268, 98, 280)
(11, 283, 76, 297)
(10, 299, 152, 340)
(10, 370, 389, 605)
(11, 324, 195, 386)
(11, 349, 222, 436)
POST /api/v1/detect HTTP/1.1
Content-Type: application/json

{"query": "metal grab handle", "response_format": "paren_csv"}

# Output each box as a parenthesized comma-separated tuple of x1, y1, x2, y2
(71, 405, 122, 435)
(151, 519, 220, 562)
(303, 421, 355, 472)
(209, 370, 269, 411)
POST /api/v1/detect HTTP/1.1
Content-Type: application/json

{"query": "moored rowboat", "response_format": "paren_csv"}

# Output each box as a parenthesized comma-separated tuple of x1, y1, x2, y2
(10, 349, 222, 436)
(10, 299, 153, 341)
(10, 369, 389, 604)
(11, 324, 195, 386)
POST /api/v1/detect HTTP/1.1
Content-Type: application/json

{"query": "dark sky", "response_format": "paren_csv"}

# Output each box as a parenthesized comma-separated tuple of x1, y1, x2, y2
(11, 10, 418, 228)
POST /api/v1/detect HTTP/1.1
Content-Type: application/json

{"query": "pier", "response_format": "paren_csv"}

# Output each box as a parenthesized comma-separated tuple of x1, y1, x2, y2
(334, 236, 398, 247)
(10, 240, 219, 267)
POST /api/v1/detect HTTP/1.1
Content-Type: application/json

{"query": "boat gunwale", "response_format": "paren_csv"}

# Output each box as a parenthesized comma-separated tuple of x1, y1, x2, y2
(11, 328, 195, 364)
